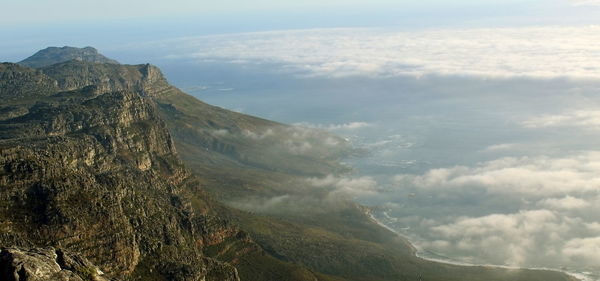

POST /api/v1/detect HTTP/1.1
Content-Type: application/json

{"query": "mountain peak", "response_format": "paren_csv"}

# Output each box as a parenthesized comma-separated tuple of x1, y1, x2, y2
(19, 46, 119, 68)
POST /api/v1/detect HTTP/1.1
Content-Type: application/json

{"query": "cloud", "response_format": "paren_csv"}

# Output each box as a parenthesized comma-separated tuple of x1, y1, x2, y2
(482, 143, 518, 152)
(423, 209, 600, 268)
(284, 139, 313, 154)
(226, 175, 380, 216)
(164, 26, 600, 79)
(327, 122, 372, 130)
(386, 151, 600, 273)
(294, 121, 372, 131)
(523, 110, 600, 129)
(564, 237, 600, 262)
(308, 174, 379, 198)
(211, 129, 229, 136)
(394, 152, 600, 197)
(242, 128, 275, 140)
(571, 0, 600, 6)
(539, 196, 590, 210)
(235, 125, 353, 159)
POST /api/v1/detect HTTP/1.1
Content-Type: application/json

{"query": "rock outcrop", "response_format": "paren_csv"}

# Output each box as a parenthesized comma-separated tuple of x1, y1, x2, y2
(0, 247, 113, 281)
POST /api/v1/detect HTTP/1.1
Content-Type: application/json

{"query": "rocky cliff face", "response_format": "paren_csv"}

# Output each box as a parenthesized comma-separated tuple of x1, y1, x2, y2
(38, 61, 170, 97)
(36, 59, 352, 178)
(0, 63, 58, 100)
(0, 63, 240, 280)
(2, 48, 354, 281)
(0, 247, 112, 281)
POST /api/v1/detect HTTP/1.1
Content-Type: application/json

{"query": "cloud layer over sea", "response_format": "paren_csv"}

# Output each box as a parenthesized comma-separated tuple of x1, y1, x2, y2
(161, 26, 600, 79)
(147, 25, 600, 279)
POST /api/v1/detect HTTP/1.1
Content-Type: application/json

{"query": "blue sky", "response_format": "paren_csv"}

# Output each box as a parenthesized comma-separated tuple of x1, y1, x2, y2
(2, 0, 600, 62)
(2, 0, 599, 27)
(1, 0, 541, 25)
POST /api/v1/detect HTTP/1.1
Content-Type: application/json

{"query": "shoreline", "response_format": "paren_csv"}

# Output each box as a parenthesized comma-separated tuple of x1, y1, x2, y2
(365, 211, 591, 281)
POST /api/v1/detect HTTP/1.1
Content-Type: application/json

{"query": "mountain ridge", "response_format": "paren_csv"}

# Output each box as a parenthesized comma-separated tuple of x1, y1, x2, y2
(19, 46, 119, 69)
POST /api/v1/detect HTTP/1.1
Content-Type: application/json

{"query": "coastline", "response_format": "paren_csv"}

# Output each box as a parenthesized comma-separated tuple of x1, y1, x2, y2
(364, 210, 590, 281)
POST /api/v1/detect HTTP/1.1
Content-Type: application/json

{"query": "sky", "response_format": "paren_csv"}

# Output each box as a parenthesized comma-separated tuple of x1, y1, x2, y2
(3, 0, 600, 62)
(2, 0, 539, 25)
(1, 0, 599, 26)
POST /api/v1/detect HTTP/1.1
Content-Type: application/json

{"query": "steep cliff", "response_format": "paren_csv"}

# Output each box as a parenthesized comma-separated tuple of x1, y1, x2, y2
(0, 63, 58, 100)
(0, 65, 240, 280)
(1, 56, 342, 281)
(35, 59, 352, 179)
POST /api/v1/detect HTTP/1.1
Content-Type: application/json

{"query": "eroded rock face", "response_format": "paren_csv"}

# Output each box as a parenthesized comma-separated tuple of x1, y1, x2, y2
(0, 63, 58, 101)
(38, 61, 171, 98)
(0, 65, 240, 281)
(0, 247, 110, 281)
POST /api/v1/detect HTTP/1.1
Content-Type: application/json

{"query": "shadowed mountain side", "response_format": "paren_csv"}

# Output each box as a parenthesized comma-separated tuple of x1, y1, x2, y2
(0, 84, 240, 280)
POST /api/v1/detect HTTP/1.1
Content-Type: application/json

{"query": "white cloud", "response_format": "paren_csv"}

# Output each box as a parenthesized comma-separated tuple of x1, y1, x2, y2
(295, 122, 372, 131)
(236, 125, 351, 157)
(284, 139, 313, 154)
(423, 209, 600, 268)
(165, 26, 600, 79)
(308, 174, 379, 198)
(571, 0, 600, 6)
(327, 122, 372, 130)
(388, 151, 600, 273)
(394, 152, 600, 196)
(539, 196, 590, 210)
(523, 110, 600, 129)
(482, 143, 517, 152)
(564, 237, 600, 262)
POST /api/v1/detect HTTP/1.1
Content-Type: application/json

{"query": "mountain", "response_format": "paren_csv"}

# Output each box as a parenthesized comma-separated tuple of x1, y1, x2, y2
(0, 51, 347, 281)
(0, 47, 578, 281)
(19, 46, 119, 68)
(0, 66, 241, 280)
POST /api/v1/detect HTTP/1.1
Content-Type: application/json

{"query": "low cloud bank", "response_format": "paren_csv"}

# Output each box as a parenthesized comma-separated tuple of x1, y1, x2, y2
(523, 110, 600, 129)
(394, 152, 600, 196)
(389, 151, 600, 272)
(163, 26, 600, 79)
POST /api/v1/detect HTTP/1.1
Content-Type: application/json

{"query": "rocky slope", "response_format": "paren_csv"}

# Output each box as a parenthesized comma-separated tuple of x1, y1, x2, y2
(0, 63, 58, 100)
(2, 51, 343, 281)
(33, 59, 352, 178)
(0, 63, 240, 280)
